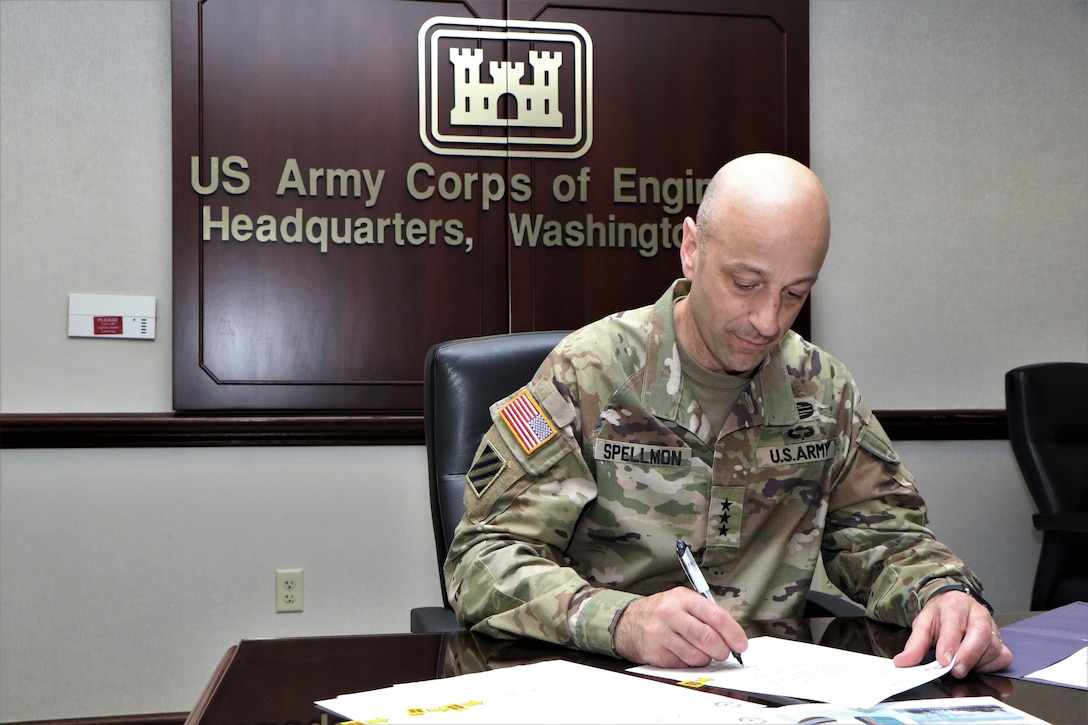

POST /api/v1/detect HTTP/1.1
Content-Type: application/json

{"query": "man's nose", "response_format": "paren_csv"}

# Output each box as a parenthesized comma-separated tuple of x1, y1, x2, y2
(749, 293, 781, 339)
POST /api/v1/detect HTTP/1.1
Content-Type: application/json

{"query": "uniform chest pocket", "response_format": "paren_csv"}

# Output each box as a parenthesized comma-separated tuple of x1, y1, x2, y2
(588, 412, 709, 529)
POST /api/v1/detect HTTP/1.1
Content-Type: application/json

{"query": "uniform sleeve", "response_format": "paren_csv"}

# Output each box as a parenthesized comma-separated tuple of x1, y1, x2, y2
(442, 378, 639, 656)
(821, 398, 985, 627)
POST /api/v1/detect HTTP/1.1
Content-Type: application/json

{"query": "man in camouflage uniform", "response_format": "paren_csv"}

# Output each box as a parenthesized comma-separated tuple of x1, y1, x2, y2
(444, 153, 1012, 678)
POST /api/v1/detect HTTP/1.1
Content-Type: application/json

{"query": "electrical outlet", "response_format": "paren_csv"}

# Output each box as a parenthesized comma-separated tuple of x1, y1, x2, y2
(275, 568, 304, 613)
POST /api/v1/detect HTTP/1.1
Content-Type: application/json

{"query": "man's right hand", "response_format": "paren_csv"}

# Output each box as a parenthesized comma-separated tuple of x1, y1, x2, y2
(613, 587, 748, 667)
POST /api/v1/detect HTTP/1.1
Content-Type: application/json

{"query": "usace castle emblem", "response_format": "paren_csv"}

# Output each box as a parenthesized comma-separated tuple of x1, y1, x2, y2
(418, 16, 593, 159)
(449, 47, 564, 128)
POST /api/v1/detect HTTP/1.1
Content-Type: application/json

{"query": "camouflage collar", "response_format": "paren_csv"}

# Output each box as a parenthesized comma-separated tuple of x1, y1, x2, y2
(759, 337, 804, 426)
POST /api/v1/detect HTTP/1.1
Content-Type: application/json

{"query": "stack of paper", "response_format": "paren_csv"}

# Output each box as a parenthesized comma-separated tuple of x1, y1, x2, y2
(317, 659, 770, 724)
(317, 636, 1051, 724)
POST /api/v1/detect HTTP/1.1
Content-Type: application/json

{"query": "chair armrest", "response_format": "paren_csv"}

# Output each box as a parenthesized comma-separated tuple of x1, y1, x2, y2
(410, 605, 463, 633)
(1032, 513, 1088, 534)
(804, 589, 865, 618)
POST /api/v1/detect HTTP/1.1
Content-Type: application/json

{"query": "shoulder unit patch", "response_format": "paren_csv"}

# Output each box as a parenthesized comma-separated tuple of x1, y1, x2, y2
(466, 441, 507, 498)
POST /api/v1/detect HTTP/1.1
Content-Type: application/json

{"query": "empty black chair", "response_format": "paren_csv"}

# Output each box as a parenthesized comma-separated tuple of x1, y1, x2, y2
(1006, 362, 1088, 610)
(410, 331, 862, 632)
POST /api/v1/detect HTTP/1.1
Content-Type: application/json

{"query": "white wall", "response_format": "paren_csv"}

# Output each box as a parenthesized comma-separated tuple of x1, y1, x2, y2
(0, 0, 173, 413)
(810, 0, 1088, 408)
(0, 445, 437, 719)
(1, 0, 1084, 721)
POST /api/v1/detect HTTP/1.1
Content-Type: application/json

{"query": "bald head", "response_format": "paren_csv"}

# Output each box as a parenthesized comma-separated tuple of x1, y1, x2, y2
(675, 154, 832, 374)
(695, 153, 831, 256)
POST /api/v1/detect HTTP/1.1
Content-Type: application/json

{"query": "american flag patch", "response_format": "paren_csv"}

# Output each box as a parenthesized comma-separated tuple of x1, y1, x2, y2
(499, 389, 557, 456)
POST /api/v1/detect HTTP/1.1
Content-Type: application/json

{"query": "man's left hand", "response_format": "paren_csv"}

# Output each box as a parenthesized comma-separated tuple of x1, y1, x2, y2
(892, 590, 1012, 678)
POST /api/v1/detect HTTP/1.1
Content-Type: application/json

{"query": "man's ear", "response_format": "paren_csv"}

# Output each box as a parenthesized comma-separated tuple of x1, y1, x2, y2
(680, 216, 699, 279)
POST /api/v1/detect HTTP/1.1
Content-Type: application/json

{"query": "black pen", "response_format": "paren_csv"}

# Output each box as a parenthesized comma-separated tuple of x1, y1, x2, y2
(676, 538, 744, 666)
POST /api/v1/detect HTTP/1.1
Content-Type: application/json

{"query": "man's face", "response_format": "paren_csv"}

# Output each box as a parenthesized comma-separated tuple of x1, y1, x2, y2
(678, 210, 827, 375)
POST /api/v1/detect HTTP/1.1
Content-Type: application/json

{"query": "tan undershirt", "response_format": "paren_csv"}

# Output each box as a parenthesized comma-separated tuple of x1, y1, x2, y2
(676, 338, 754, 440)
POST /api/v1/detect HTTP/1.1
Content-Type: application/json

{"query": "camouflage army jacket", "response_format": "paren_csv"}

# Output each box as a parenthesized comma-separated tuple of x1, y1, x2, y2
(444, 280, 983, 657)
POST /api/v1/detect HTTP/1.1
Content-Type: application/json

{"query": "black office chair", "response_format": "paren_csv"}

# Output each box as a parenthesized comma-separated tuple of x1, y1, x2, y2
(411, 331, 569, 633)
(409, 331, 861, 633)
(1006, 362, 1088, 610)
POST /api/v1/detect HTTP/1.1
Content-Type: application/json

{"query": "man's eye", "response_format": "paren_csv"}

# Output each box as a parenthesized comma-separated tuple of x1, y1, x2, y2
(735, 281, 757, 291)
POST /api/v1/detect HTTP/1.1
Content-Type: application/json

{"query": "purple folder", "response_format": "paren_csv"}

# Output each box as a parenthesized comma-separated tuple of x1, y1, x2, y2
(997, 601, 1088, 689)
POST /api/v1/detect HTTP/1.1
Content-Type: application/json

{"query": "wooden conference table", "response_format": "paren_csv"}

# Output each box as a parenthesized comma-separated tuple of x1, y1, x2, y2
(185, 613, 1085, 725)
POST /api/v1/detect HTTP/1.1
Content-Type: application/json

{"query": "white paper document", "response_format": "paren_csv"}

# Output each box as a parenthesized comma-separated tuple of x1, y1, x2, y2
(316, 658, 778, 724)
(1025, 645, 1088, 689)
(629, 635, 955, 709)
(316, 654, 1050, 724)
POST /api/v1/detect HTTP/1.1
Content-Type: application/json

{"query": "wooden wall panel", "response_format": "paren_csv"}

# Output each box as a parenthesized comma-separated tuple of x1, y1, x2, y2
(172, 0, 809, 411)
(505, 0, 808, 329)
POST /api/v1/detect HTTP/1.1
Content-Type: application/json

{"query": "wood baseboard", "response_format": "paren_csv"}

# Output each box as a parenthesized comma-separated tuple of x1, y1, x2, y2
(0, 409, 1007, 449)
